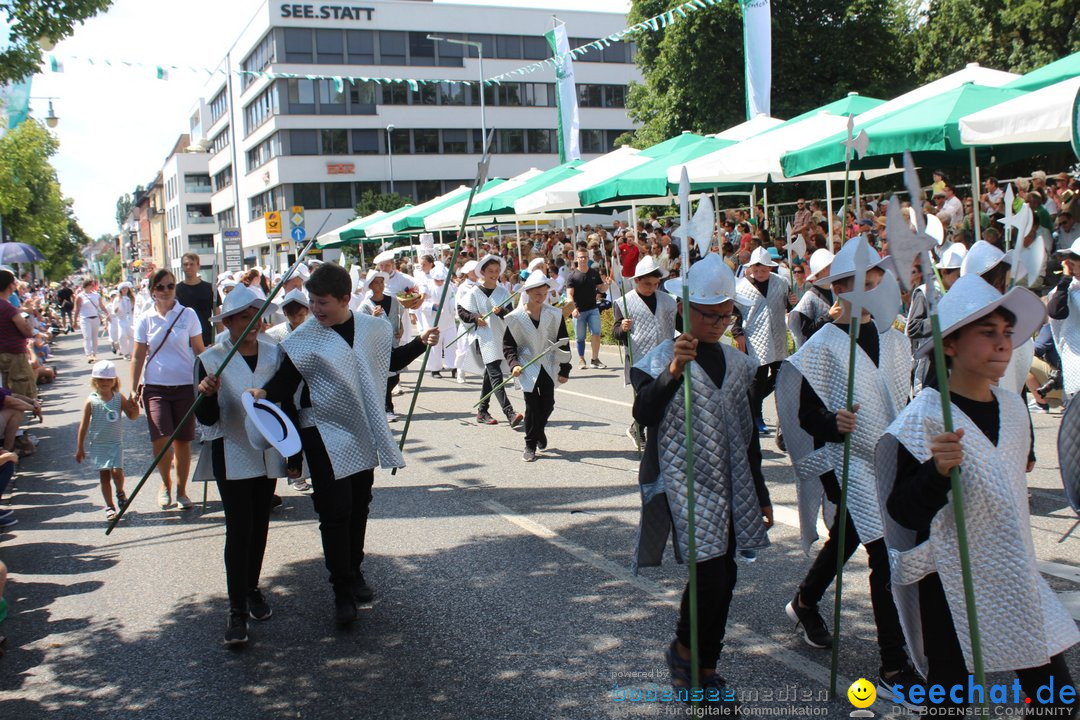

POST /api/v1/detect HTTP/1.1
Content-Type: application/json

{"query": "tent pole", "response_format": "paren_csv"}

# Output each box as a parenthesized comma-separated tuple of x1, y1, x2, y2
(825, 180, 835, 246)
(969, 147, 982, 245)
(854, 175, 862, 221)
(763, 186, 770, 233)
(515, 220, 523, 268)
(713, 188, 719, 233)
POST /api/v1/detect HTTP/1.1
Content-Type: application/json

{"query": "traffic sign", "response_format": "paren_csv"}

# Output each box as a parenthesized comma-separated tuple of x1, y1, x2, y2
(291, 226, 306, 242)
(264, 211, 282, 238)
(290, 205, 305, 232)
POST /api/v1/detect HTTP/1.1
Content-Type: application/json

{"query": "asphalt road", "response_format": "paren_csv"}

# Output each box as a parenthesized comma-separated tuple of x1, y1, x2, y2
(1, 332, 1077, 719)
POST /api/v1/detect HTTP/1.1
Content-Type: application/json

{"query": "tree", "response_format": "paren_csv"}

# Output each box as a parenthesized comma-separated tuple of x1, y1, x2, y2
(912, 0, 1080, 81)
(354, 189, 412, 220)
(0, 119, 79, 278)
(623, 0, 916, 148)
(0, 0, 113, 84)
(115, 191, 134, 230)
(101, 253, 122, 284)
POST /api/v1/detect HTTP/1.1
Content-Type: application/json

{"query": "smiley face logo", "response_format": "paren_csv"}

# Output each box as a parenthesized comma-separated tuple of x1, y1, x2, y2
(847, 678, 876, 708)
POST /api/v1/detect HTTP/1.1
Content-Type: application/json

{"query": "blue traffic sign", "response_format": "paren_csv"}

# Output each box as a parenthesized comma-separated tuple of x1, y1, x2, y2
(291, 226, 306, 242)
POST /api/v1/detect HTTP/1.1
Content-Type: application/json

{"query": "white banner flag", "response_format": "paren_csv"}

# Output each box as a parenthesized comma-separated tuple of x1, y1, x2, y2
(545, 21, 582, 162)
(741, 0, 772, 119)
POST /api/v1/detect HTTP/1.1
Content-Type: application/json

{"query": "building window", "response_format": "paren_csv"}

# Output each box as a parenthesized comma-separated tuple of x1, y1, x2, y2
(390, 129, 411, 154)
(436, 35, 464, 67)
(379, 31, 406, 65)
(416, 180, 441, 201)
(346, 30, 374, 64)
(524, 83, 552, 107)
(315, 29, 344, 63)
(317, 79, 345, 113)
(605, 130, 624, 150)
(292, 183, 324, 209)
(246, 134, 279, 171)
(604, 85, 626, 108)
(349, 80, 376, 113)
(351, 129, 379, 154)
(188, 234, 215, 252)
(578, 84, 603, 108)
(325, 182, 352, 208)
(413, 129, 439, 154)
(290, 130, 319, 155)
(187, 204, 215, 224)
(570, 38, 601, 62)
(283, 28, 313, 63)
(498, 84, 522, 107)
(243, 85, 277, 136)
(184, 174, 212, 193)
(210, 127, 231, 155)
(527, 129, 554, 154)
(216, 207, 236, 228)
(212, 166, 233, 192)
(241, 32, 275, 89)
(286, 78, 316, 114)
(580, 129, 605, 154)
(439, 82, 465, 106)
(408, 32, 435, 65)
(381, 83, 408, 105)
(496, 35, 522, 59)
(417, 83, 437, 106)
(603, 40, 628, 63)
(465, 34, 495, 59)
(498, 129, 524, 154)
(442, 129, 468, 154)
(321, 129, 348, 155)
(249, 189, 276, 221)
(522, 36, 548, 60)
(208, 88, 228, 125)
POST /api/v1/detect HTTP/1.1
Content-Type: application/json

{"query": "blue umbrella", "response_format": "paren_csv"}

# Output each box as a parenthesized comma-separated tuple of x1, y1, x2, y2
(0, 242, 45, 263)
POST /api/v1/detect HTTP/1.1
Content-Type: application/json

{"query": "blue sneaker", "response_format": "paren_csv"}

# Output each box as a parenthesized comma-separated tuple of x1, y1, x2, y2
(755, 417, 770, 435)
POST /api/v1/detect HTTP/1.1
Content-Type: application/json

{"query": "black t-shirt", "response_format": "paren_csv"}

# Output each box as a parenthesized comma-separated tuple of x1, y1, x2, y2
(567, 268, 603, 311)
(57, 287, 73, 309)
(176, 280, 215, 345)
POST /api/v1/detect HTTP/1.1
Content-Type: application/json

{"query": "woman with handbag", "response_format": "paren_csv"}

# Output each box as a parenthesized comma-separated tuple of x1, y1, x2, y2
(130, 269, 205, 510)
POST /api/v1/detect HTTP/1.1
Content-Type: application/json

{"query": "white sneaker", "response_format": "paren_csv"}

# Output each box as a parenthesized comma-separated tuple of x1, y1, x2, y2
(386, 412, 399, 423)
(456, 372, 466, 384)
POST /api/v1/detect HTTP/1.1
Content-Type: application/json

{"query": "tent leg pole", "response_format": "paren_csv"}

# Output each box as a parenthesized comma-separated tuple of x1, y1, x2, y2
(970, 147, 982, 245)
(854, 176, 861, 220)
(763, 186, 769, 233)
(826, 181, 834, 247)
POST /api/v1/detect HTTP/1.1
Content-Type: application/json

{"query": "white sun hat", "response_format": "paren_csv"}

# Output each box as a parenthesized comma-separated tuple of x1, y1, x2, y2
(91, 360, 118, 379)
(960, 240, 1011, 277)
(814, 235, 893, 287)
(279, 288, 309, 309)
(746, 246, 778, 268)
(919, 273, 1046, 358)
(373, 249, 397, 265)
(521, 270, 557, 293)
(210, 284, 276, 323)
(632, 254, 662, 278)
(663, 253, 735, 306)
(242, 392, 301, 458)
(476, 254, 506, 276)
(937, 243, 968, 270)
(805, 249, 834, 282)
(458, 260, 478, 277)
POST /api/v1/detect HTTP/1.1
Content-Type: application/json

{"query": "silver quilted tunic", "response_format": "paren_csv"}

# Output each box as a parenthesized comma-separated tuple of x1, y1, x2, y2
(735, 273, 791, 366)
(194, 340, 286, 481)
(504, 304, 568, 393)
(876, 387, 1080, 675)
(282, 312, 404, 475)
(264, 321, 291, 344)
(632, 340, 770, 570)
(1049, 279, 1080, 398)
(460, 284, 512, 364)
(787, 286, 831, 349)
(776, 322, 911, 552)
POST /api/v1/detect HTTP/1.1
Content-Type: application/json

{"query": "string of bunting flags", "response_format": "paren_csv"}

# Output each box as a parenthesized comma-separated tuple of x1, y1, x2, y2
(44, 0, 724, 91)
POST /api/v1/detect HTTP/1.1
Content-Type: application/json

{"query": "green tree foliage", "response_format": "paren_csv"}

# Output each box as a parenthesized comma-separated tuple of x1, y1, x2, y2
(115, 191, 134, 230)
(624, 0, 916, 147)
(354, 189, 412, 220)
(0, 120, 80, 277)
(101, 253, 122, 285)
(0, 0, 113, 83)
(912, 0, 1080, 79)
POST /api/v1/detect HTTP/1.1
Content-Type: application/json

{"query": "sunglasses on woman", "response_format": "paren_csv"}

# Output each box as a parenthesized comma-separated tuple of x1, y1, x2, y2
(155, 282, 176, 292)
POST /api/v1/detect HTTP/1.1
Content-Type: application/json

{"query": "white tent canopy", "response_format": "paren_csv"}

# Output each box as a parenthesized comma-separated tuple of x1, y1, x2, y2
(363, 186, 470, 237)
(959, 75, 1080, 145)
(712, 113, 785, 141)
(423, 168, 543, 230)
(513, 146, 645, 214)
(320, 210, 386, 246)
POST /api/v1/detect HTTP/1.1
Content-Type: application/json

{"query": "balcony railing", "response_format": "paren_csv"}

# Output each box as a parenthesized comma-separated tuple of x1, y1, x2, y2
(186, 215, 216, 224)
(184, 184, 212, 193)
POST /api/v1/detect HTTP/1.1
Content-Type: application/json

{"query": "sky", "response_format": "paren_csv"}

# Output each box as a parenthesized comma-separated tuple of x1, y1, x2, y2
(28, 0, 631, 239)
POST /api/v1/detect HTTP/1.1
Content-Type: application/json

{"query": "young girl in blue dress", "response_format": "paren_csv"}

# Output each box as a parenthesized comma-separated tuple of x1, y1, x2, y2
(75, 360, 140, 521)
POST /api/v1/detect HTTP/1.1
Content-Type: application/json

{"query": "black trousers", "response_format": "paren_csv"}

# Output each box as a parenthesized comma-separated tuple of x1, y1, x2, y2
(524, 371, 555, 449)
(920, 572, 1077, 715)
(798, 478, 907, 671)
(676, 525, 738, 670)
(216, 477, 276, 612)
(750, 361, 782, 419)
(303, 427, 375, 597)
(385, 373, 400, 412)
(478, 357, 514, 418)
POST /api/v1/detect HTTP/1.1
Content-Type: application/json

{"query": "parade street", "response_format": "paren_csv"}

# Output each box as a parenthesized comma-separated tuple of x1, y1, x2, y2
(2, 333, 1078, 720)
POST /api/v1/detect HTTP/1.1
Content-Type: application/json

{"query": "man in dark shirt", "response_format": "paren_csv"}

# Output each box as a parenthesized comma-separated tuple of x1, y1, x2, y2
(56, 282, 74, 332)
(566, 250, 609, 369)
(176, 252, 215, 345)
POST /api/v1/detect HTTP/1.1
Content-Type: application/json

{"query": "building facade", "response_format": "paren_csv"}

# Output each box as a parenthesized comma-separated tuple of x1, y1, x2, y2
(160, 134, 218, 279)
(190, 0, 639, 269)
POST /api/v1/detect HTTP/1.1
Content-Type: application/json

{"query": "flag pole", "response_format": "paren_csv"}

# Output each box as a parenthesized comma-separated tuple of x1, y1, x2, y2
(106, 215, 332, 534)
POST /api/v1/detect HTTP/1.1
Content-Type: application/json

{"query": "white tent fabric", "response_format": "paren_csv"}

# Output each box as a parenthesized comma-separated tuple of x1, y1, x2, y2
(364, 186, 470, 237)
(959, 76, 1080, 145)
(320, 210, 386, 246)
(513, 146, 645, 214)
(712, 114, 785, 141)
(423, 168, 543, 230)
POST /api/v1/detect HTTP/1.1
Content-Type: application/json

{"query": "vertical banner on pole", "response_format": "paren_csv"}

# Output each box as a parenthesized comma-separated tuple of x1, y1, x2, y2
(545, 19, 582, 163)
(741, 0, 772, 120)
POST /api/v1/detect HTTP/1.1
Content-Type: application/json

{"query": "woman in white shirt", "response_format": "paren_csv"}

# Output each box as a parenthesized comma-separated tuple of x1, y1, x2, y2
(130, 269, 205, 510)
(74, 278, 109, 363)
(115, 282, 136, 360)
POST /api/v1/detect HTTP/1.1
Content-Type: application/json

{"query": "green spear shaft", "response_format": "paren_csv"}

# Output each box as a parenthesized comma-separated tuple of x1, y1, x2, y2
(448, 289, 520, 346)
(678, 278, 702, 697)
(106, 216, 330, 535)
(472, 339, 566, 409)
(393, 132, 495, 474)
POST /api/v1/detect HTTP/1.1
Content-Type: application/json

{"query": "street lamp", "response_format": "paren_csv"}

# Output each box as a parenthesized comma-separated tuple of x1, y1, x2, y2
(30, 97, 59, 128)
(427, 35, 486, 144)
(386, 124, 396, 195)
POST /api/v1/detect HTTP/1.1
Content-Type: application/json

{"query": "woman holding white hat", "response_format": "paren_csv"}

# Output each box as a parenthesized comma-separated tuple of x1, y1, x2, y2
(907, 243, 966, 392)
(503, 270, 571, 462)
(787, 249, 836, 349)
(194, 284, 288, 646)
(733, 246, 797, 434)
(879, 274, 1077, 712)
(630, 253, 772, 706)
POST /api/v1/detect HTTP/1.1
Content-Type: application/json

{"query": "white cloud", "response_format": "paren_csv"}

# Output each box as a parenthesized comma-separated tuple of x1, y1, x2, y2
(30, 0, 631, 239)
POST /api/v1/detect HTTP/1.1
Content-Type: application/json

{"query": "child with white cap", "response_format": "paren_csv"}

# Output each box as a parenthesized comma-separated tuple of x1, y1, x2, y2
(423, 266, 457, 379)
(879, 274, 1078, 714)
(503, 270, 571, 462)
(907, 243, 966, 392)
(459, 255, 521, 426)
(75, 360, 140, 521)
(786, 248, 835, 349)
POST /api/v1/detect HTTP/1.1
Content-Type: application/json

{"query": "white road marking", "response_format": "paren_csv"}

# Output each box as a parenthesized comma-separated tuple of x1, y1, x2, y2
(555, 387, 634, 408)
